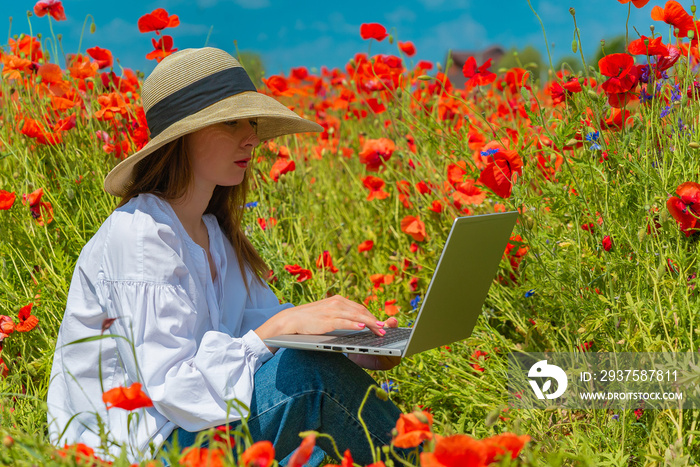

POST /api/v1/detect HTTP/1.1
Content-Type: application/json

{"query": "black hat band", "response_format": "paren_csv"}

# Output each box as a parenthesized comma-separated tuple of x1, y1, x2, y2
(146, 67, 257, 138)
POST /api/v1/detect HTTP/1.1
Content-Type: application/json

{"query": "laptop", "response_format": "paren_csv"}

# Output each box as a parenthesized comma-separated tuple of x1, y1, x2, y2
(264, 211, 519, 357)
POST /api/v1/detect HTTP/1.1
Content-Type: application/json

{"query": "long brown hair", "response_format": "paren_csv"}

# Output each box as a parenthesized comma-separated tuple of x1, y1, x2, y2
(115, 137, 269, 297)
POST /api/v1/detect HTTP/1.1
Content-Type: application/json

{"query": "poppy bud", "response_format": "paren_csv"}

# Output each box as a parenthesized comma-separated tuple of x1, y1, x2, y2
(388, 34, 394, 44)
(600, 39, 605, 48)
(569, 7, 576, 15)
(485, 407, 501, 427)
(637, 226, 646, 243)
(35, 76, 42, 84)
(650, 25, 655, 33)
(659, 207, 669, 223)
(692, 5, 696, 13)
(66, 189, 75, 200)
(413, 411, 430, 424)
(2, 436, 13, 448)
(689, 142, 700, 149)
(12, 172, 19, 179)
(375, 387, 388, 401)
(57, 34, 62, 41)
(689, 31, 695, 40)
(436, 62, 443, 71)
(571, 40, 578, 54)
(90, 22, 96, 34)
(27, 11, 33, 17)
(416, 75, 432, 81)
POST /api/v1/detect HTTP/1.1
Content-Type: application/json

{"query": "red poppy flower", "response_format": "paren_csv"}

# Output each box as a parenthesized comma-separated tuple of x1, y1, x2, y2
(288, 434, 316, 467)
(34, 0, 66, 21)
(480, 433, 531, 464)
(138, 8, 180, 34)
(57, 443, 107, 465)
(628, 36, 668, 56)
(22, 188, 54, 226)
(146, 35, 177, 62)
(477, 149, 523, 199)
(420, 434, 487, 467)
(284, 264, 313, 282)
(0, 191, 15, 210)
(667, 182, 700, 236)
(94, 92, 130, 120)
(270, 158, 296, 182)
(400, 216, 426, 242)
(617, 0, 650, 6)
(102, 382, 153, 411)
(325, 449, 354, 467)
(470, 350, 488, 372)
(446, 161, 467, 186)
(8, 35, 43, 62)
(180, 447, 226, 467)
(360, 23, 388, 41)
(359, 138, 395, 172)
(393, 411, 434, 448)
(362, 176, 390, 201)
(68, 54, 98, 79)
(86, 46, 113, 69)
(16, 303, 38, 333)
(316, 251, 339, 273)
(650, 1, 695, 38)
(358, 240, 374, 252)
(600, 235, 613, 252)
(398, 41, 416, 56)
(240, 440, 275, 467)
(452, 180, 487, 207)
(384, 299, 400, 316)
(598, 53, 639, 94)
(0, 315, 15, 341)
(462, 57, 496, 88)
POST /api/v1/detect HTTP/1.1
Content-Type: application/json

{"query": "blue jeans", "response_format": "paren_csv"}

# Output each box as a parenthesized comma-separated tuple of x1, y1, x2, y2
(160, 349, 407, 466)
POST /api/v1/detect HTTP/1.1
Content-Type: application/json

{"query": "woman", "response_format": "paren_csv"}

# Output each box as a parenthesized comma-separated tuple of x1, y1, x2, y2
(46, 47, 405, 466)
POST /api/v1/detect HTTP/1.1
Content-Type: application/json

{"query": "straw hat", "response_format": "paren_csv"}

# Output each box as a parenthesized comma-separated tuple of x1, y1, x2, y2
(103, 47, 323, 197)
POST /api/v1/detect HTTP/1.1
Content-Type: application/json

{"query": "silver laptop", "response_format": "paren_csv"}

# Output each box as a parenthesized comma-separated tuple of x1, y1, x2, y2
(264, 211, 518, 357)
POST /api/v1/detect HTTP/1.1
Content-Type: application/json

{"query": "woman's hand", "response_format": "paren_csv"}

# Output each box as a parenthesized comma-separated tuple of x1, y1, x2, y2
(255, 295, 388, 352)
(347, 317, 402, 371)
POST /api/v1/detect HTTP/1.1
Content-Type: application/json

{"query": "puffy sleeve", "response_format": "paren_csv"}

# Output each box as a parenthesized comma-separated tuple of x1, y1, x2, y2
(96, 208, 272, 431)
(98, 279, 270, 430)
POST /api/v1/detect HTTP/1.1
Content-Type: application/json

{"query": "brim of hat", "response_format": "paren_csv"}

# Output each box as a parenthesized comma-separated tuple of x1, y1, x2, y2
(103, 91, 323, 197)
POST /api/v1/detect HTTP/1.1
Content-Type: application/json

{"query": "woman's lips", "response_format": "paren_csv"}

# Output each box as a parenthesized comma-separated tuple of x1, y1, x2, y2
(235, 158, 250, 168)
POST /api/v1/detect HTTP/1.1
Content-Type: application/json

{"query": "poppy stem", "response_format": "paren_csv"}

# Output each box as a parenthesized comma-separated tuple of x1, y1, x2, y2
(357, 385, 379, 464)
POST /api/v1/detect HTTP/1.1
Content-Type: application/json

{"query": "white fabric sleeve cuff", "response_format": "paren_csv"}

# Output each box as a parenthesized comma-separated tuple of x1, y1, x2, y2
(241, 329, 274, 369)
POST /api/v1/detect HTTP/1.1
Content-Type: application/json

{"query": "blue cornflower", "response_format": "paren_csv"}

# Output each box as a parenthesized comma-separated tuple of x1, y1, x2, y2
(480, 148, 499, 157)
(585, 131, 599, 142)
(671, 84, 682, 102)
(525, 289, 535, 298)
(410, 295, 421, 309)
(612, 414, 619, 421)
(245, 201, 259, 208)
(586, 132, 601, 151)
(656, 81, 664, 93)
(660, 106, 672, 118)
(381, 380, 398, 393)
(640, 89, 653, 103)
(679, 118, 688, 132)
(639, 64, 650, 83)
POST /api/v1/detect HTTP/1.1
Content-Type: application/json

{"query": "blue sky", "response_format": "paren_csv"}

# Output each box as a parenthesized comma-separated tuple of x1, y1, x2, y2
(0, 0, 661, 77)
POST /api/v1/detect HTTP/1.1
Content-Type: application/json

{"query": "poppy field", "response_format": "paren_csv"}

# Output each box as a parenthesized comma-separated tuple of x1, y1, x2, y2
(2, 0, 700, 465)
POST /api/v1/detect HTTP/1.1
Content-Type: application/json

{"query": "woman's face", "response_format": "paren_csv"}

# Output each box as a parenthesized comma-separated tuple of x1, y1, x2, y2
(185, 118, 259, 193)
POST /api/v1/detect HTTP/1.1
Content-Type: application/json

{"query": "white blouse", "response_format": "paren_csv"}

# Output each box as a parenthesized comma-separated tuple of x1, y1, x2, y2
(46, 193, 293, 462)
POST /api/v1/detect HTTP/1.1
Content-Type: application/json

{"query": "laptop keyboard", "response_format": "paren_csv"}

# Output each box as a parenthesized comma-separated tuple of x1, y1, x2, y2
(325, 327, 412, 348)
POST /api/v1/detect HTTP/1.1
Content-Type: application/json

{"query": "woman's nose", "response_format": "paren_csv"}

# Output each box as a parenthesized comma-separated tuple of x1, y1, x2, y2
(242, 122, 260, 147)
